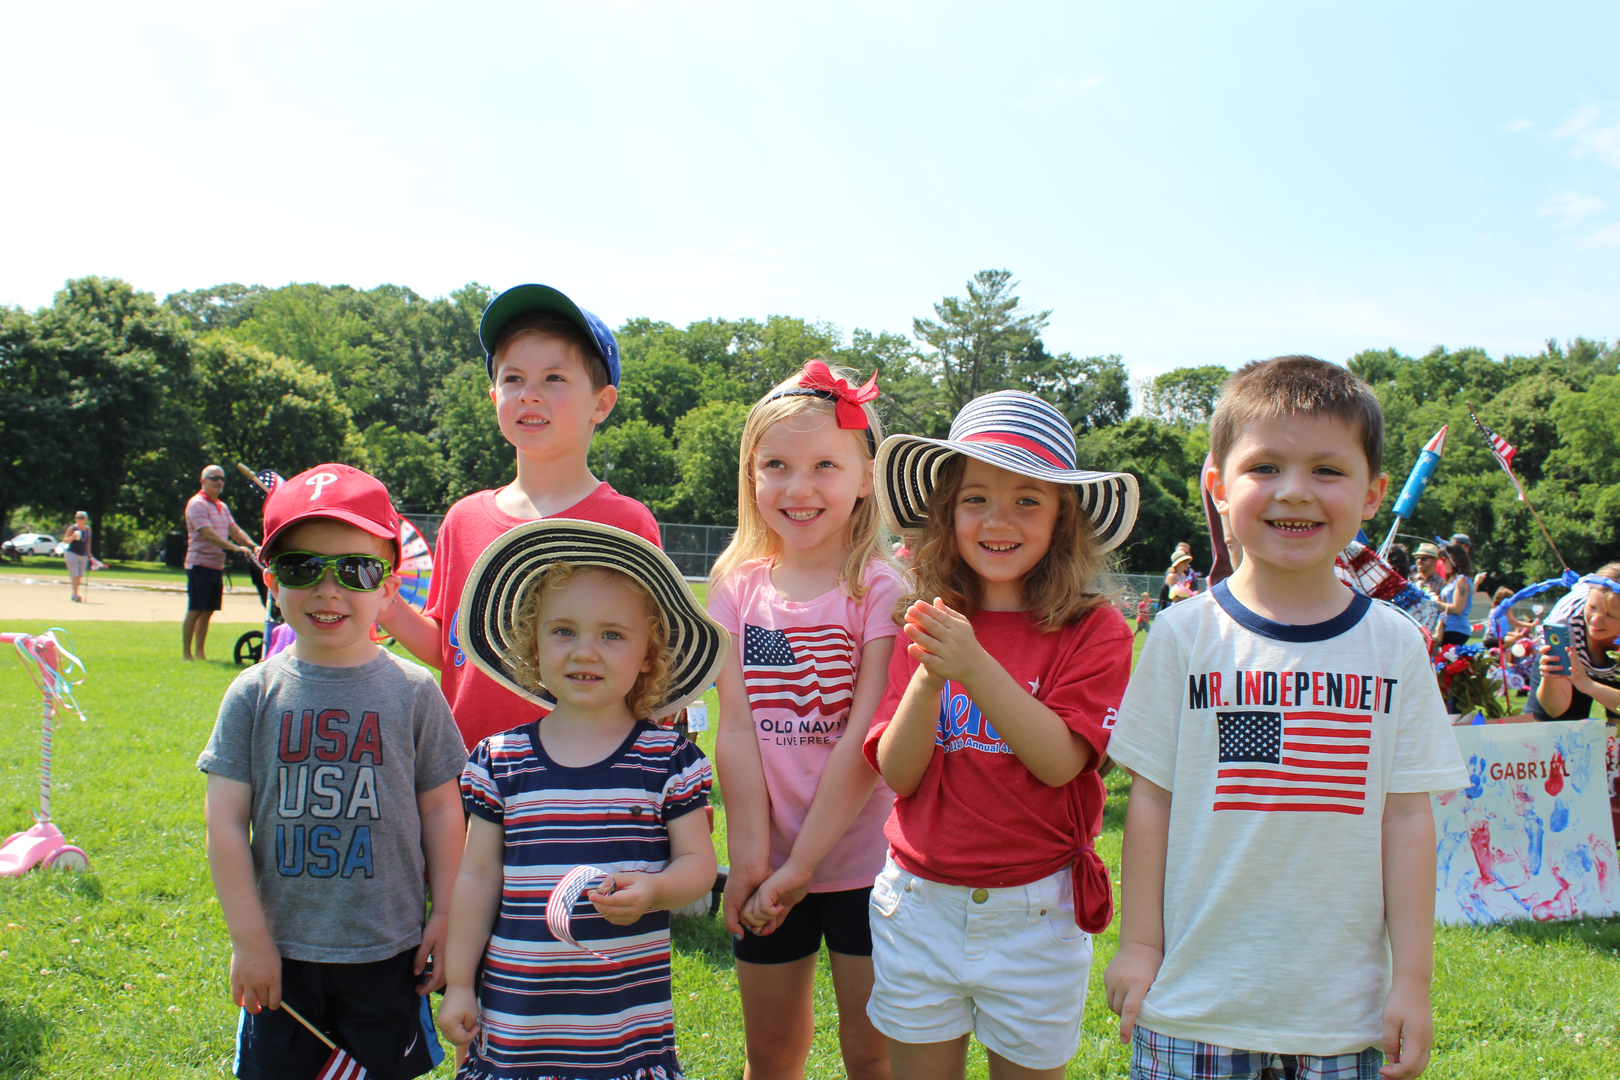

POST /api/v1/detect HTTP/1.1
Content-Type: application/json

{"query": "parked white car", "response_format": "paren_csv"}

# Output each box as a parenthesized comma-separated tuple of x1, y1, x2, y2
(2, 533, 60, 560)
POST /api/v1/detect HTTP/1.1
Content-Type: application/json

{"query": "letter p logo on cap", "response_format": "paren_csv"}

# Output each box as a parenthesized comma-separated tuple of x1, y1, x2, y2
(305, 472, 338, 500)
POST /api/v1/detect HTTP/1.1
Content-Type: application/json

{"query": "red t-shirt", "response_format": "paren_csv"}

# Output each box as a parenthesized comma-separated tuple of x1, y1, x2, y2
(424, 484, 662, 749)
(862, 604, 1131, 932)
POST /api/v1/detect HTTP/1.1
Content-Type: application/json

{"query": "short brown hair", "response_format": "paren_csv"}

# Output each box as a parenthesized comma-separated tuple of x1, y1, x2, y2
(897, 455, 1114, 633)
(1209, 356, 1384, 476)
(492, 312, 611, 391)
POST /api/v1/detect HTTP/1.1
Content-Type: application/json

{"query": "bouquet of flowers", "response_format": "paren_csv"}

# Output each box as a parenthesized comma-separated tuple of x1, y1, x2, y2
(1434, 643, 1508, 719)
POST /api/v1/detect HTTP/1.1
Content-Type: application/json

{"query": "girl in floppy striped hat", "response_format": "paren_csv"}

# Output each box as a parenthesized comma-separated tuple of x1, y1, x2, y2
(861, 389, 1140, 1078)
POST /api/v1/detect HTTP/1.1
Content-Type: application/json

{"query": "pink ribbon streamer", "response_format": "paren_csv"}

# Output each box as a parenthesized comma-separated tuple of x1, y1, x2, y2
(546, 864, 616, 959)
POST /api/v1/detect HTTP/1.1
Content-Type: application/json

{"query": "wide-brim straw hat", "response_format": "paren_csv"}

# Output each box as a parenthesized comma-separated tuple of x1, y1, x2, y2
(458, 520, 729, 718)
(875, 390, 1139, 553)
(1169, 551, 1194, 570)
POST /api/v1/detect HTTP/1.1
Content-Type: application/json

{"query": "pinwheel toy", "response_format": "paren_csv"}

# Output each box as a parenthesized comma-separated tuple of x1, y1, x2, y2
(0, 630, 90, 875)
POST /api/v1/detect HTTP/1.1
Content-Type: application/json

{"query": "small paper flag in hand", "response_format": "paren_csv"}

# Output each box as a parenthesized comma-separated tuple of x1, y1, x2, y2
(315, 1045, 368, 1080)
(547, 864, 616, 959)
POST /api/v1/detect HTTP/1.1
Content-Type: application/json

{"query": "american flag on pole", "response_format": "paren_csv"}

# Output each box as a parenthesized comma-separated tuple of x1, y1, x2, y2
(315, 1045, 368, 1080)
(1468, 409, 1525, 500)
(255, 469, 284, 499)
(1214, 709, 1370, 814)
(742, 623, 855, 717)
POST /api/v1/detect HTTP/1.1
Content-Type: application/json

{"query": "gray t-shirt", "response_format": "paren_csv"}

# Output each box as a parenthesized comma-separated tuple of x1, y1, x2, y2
(198, 648, 467, 963)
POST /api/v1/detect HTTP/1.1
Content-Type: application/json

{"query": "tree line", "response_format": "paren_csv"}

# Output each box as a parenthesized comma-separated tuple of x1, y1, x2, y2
(1, 271, 1615, 580)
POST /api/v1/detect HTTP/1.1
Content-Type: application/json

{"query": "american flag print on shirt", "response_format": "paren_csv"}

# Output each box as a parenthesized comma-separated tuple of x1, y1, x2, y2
(1215, 709, 1370, 814)
(742, 623, 855, 717)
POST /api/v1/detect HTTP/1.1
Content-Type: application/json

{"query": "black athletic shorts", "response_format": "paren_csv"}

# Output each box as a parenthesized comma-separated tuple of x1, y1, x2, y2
(732, 885, 873, 965)
(187, 565, 224, 612)
(233, 947, 442, 1080)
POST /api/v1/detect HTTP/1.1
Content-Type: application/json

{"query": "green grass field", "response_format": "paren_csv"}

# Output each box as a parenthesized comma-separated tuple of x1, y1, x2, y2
(0, 621, 1615, 1077)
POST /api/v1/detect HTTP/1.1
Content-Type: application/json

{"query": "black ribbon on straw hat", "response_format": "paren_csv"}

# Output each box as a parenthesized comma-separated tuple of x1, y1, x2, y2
(458, 520, 729, 718)
(874, 389, 1140, 553)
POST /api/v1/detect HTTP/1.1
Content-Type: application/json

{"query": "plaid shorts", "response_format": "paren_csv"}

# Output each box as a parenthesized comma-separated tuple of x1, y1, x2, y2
(1132, 1026, 1383, 1080)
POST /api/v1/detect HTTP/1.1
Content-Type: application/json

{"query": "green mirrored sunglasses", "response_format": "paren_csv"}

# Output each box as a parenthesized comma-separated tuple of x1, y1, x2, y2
(270, 551, 391, 592)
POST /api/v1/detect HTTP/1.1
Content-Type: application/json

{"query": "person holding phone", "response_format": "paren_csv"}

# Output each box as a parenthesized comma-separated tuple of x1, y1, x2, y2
(1531, 563, 1620, 723)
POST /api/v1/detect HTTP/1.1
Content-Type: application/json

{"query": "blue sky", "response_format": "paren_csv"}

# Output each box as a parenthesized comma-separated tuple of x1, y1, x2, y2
(3, 2, 1617, 383)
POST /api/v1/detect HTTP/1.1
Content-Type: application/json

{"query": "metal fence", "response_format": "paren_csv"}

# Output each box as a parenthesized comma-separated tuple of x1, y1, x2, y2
(659, 523, 735, 580)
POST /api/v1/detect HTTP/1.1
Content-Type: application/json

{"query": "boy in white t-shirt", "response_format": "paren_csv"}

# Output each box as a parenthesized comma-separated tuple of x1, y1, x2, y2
(1104, 356, 1467, 1080)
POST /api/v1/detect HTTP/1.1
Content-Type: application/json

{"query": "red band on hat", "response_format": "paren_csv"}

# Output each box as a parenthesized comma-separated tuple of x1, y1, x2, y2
(960, 431, 1067, 468)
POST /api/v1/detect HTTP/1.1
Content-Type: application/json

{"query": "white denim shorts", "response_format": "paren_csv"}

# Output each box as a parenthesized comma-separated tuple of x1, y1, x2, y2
(866, 855, 1093, 1070)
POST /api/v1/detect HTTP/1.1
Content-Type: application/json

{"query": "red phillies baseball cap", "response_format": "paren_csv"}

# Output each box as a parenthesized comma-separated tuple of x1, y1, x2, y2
(262, 464, 402, 564)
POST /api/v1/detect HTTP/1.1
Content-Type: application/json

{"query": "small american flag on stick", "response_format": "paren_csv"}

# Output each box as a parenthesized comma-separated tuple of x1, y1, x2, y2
(742, 624, 855, 717)
(280, 1001, 368, 1079)
(1215, 709, 1370, 815)
(1467, 408, 1524, 500)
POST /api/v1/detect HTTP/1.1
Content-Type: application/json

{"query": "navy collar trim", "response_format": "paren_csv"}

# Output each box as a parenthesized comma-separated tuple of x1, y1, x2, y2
(1211, 579, 1371, 642)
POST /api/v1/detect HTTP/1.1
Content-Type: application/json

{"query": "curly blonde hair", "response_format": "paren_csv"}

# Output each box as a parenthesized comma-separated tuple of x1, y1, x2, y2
(708, 363, 894, 599)
(897, 455, 1118, 633)
(500, 562, 674, 719)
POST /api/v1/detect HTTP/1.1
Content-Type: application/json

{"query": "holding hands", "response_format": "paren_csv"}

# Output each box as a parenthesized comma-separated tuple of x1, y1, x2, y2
(739, 862, 812, 935)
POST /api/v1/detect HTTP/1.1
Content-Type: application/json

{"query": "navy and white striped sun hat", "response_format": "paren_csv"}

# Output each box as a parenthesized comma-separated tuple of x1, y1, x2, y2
(875, 390, 1140, 552)
(459, 520, 729, 718)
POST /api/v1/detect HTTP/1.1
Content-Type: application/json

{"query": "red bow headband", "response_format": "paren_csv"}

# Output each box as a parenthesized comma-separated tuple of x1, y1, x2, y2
(766, 361, 882, 452)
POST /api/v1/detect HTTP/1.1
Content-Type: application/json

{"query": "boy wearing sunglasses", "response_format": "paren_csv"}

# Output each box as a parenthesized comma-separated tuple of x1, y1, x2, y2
(198, 464, 467, 1079)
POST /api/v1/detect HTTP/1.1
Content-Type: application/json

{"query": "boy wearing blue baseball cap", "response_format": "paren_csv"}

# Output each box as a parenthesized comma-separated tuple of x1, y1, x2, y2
(378, 284, 663, 750)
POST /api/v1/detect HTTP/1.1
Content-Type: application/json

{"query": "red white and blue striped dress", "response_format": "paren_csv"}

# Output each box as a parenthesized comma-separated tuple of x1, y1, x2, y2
(458, 720, 711, 1080)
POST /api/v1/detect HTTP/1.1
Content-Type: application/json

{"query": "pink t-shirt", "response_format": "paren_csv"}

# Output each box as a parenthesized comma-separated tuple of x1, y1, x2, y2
(184, 492, 237, 570)
(424, 484, 662, 750)
(708, 558, 902, 892)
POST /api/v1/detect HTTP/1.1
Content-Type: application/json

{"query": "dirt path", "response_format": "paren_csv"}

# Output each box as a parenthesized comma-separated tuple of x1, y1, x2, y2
(0, 575, 266, 623)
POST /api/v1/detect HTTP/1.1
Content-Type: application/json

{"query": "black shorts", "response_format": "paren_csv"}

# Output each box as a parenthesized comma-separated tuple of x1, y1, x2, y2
(187, 565, 224, 612)
(234, 948, 442, 1080)
(732, 886, 873, 965)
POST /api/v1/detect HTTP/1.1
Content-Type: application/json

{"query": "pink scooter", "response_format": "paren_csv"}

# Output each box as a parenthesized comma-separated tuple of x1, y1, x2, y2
(0, 631, 89, 875)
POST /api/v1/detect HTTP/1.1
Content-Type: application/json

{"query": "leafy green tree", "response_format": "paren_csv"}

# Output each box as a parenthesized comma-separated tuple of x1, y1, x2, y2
(592, 419, 678, 512)
(913, 270, 1049, 413)
(1075, 417, 1204, 574)
(28, 277, 198, 554)
(613, 341, 708, 437)
(1141, 364, 1229, 428)
(357, 423, 448, 511)
(668, 401, 749, 525)
(165, 284, 268, 333)
(830, 329, 941, 437)
(439, 363, 511, 501)
(1019, 343, 1131, 433)
(0, 305, 59, 535)
(195, 336, 355, 473)
(231, 284, 377, 416)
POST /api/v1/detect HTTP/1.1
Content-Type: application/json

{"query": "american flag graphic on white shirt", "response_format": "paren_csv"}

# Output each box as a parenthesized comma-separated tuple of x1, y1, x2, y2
(1215, 709, 1370, 814)
(742, 623, 855, 717)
